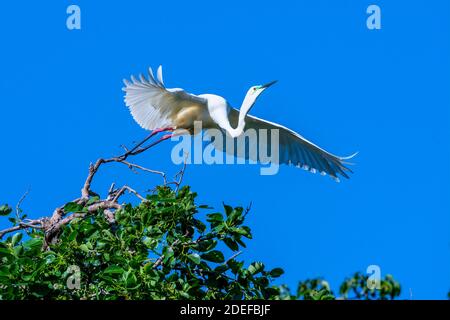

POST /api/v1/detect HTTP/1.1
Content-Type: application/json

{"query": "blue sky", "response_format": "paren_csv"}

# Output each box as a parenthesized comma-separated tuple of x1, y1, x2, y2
(1, 0, 449, 299)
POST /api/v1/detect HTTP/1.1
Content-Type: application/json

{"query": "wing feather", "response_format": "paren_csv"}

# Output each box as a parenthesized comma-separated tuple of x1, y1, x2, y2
(123, 66, 207, 130)
(211, 108, 355, 180)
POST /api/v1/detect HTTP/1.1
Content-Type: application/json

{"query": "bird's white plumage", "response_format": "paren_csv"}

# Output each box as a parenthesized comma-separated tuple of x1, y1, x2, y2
(220, 109, 355, 180)
(123, 66, 207, 130)
(123, 66, 356, 181)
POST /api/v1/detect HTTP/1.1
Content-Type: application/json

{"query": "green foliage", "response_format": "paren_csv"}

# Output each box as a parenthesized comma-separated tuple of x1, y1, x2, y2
(0, 186, 407, 300)
(339, 272, 401, 300)
(275, 279, 335, 300)
(0, 186, 284, 300)
(297, 279, 334, 300)
(0, 205, 12, 216)
(275, 274, 401, 301)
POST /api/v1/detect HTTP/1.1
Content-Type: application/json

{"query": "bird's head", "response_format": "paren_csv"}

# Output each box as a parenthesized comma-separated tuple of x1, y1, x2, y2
(241, 80, 277, 120)
(246, 80, 278, 99)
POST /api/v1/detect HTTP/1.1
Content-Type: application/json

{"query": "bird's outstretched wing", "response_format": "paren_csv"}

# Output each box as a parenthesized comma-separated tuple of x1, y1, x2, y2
(123, 66, 207, 130)
(211, 109, 356, 181)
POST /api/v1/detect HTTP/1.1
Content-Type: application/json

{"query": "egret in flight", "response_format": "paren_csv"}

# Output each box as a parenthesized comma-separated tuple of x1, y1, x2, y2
(123, 66, 356, 181)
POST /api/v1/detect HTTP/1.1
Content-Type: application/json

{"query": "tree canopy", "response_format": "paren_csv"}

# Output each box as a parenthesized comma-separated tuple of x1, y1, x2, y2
(0, 186, 402, 300)
(0, 134, 406, 300)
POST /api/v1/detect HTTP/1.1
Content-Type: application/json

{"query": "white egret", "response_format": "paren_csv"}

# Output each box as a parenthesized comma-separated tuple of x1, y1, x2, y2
(123, 66, 356, 181)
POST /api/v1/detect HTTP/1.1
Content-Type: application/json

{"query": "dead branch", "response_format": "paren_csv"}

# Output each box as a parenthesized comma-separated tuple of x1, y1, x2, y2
(174, 153, 189, 193)
(113, 185, 146, 202)
(119, 160, 167, 185)
(15, 188, 30, 220)
(0, 132, 188, 246)
(0, 222, 42, 239)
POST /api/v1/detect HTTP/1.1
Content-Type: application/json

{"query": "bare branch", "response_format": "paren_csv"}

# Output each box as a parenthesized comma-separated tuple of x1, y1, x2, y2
(108, 183, 116, 196)
(15, 188, 31, 220)
(104, 209, 115, 224)
(119, 161, 167, 185)
(1, 131, 185, 246)
(81, 159, 104, 199)
(87, 201, 121, 212)
(0, 221, 43, 239)
(113, 185, 146, 202)
(224, 251, 243, 265)
(174, 152, 189, 193)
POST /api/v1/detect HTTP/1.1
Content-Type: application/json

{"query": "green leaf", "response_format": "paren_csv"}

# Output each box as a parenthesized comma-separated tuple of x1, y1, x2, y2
(196, 239, 217, 252)
(163, 247, 174, 263)
(14, 245, 24, 256)
(0, 205, 12, 216)
(214, 265, 229, 273)
(86, 196, 100, 206)
(223, 204, 233, 217)
(0, 248, 13, 258)
(248, 262, 265, 275)
(201, 250, 225, 263)
(125, 271, 138, 287)
(67, 230, 78, 242)
(235, 237, 246, 248)
(79, 244, 89, 253)
(311, 288, 335, 300)
(232, 226, 253, 239)
(193, 219, 206, 233)
(226, 259, 243, 275)
(187, 253, 201, 265)
(103, 265, 125, 275)
(64, 202, 83, 213)
(163, 246, 174, 258)
(11, 233, 23, 246)
(22, 238, 42, 251)
(228, 207, 243, 223)
(0, 266, 11, 278)
(262, 287, 280, 299)
(241, 226, 252, 238)
(206, 213, 223, 222)
(223, 238, 239, 251)
(269, 268, 284, 278)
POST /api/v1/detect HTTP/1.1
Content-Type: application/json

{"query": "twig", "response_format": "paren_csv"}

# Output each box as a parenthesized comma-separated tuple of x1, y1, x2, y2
(108, 183, 116, 197)
(174, 153, 189, 193)
(223, 251, 243, 265)
(243, 201, 252, 219)
(113, 185, 146, 202)
(0, 132, 185, 246)
(15, 188, 30, 220)
(81, 133, 171, 199)
(119, 161, 167, 185)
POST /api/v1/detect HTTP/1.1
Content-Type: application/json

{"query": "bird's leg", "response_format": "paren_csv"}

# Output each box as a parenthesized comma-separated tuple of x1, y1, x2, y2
(150, 128, 164, 136)
(151, 133, 173, 146)
(152, 127, 175, 135)
(135, 133, 174, 154)
(127, 127, 175, 155)
(126, 132, 155, 155)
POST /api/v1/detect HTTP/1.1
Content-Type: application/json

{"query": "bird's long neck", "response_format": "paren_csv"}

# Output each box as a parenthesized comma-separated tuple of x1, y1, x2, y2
(228, 114, 246, 138)
(228, 93, 255, 138)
